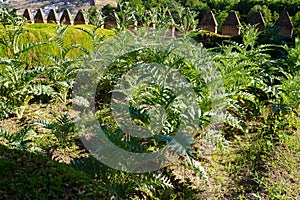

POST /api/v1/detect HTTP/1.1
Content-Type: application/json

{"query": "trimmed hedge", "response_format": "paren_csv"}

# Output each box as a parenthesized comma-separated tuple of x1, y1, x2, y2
(0, 23, 114, 66)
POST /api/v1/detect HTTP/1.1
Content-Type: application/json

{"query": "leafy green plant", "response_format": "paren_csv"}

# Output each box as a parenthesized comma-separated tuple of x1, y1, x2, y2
(86, 6, 105, 27)
(0, 5, 18, 26)
(45, 25, 88, 103)
(0, 126, 34, 150)
(0, 8, 45, 60)
(35, 113, 76, 146)
(0, 61, 54, 118)
(0, 8, 53, 118)
(87, 31, 233, 189)
(71, 156, 174, 199)
(150, 7, 174, 29)
(114, 2, 136, 31)
(77, 8, 109, 52)
(76, 26, 106, 53)
(171, 4, 199, 33)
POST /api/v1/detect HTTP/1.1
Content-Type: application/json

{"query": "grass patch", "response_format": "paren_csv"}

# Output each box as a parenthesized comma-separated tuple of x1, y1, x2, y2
(0, 144, 108, 199)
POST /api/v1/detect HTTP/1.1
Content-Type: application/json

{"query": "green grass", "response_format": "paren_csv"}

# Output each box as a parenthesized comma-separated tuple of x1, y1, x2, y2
(0, 144, 109, 199)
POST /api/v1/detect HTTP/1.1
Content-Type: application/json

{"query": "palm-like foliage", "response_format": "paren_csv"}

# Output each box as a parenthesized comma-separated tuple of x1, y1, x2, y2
(0, 8, 45, 60)
(0, 126, 34, 150)
(45, 25, 88, 103)
(0, 8, 52, 118)
(210, 25, 299, 138)
(35, 113, 76, 145)
(0, 61, 54, 118)
(71, 156, 173, 199)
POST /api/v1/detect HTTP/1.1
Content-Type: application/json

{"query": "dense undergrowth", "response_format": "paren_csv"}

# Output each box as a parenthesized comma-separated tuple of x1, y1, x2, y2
(0, 4, 299, 199)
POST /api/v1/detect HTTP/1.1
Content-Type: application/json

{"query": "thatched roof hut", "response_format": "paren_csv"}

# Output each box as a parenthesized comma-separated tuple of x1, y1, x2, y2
(74, 10, 88, 25)
(222, 11, 241, 36)
(199, 10, 218, 33)
(47, 9, 59, 24)
(104, 12, 118, 29)
(274, 11, 294, 36)
(23, 9, 34, 24)
(249, 11, 266, 31)
(60, 9, 74, 25)
(34, 8, 46, 23)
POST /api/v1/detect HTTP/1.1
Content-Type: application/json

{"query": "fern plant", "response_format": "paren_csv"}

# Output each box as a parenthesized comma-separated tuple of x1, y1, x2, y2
(210, 25, 298, 140)
(0, 8, 45, 60)
(0, 126, 34, 150)
(35, 113, 76, 146)
(71, 156, 174, 199)
(45, 25, 88, 103)
(0, 9, 53, 118)
(0, 60, 54, 118)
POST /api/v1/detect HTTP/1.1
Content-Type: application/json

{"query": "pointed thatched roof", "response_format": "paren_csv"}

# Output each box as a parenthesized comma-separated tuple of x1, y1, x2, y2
(60, 9, 73, 25)
(249, 11, 266, 26)
(34, 8, 46, 23)
(74, 10, 88, 25)
(47, 9, 59, 24)
(275, 11, 293, 29)
(23, 9, 34, 22)
(223, 11, 241, 26)
(200, 10, 218, 26)
(104, 12, 118, 29)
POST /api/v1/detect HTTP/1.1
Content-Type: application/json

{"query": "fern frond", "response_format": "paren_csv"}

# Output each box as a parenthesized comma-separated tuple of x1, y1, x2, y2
(34, 119, 54, 130)
(75, 27, 93, 38)
(43, 53, 60, 64)
(17, 41, 46, 57)
(62, 44, 81, 59)
(0, 126, 33, 149)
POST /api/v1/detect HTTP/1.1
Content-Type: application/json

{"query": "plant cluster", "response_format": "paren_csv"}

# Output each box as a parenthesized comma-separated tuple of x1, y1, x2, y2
(0, 4, 299, 199)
